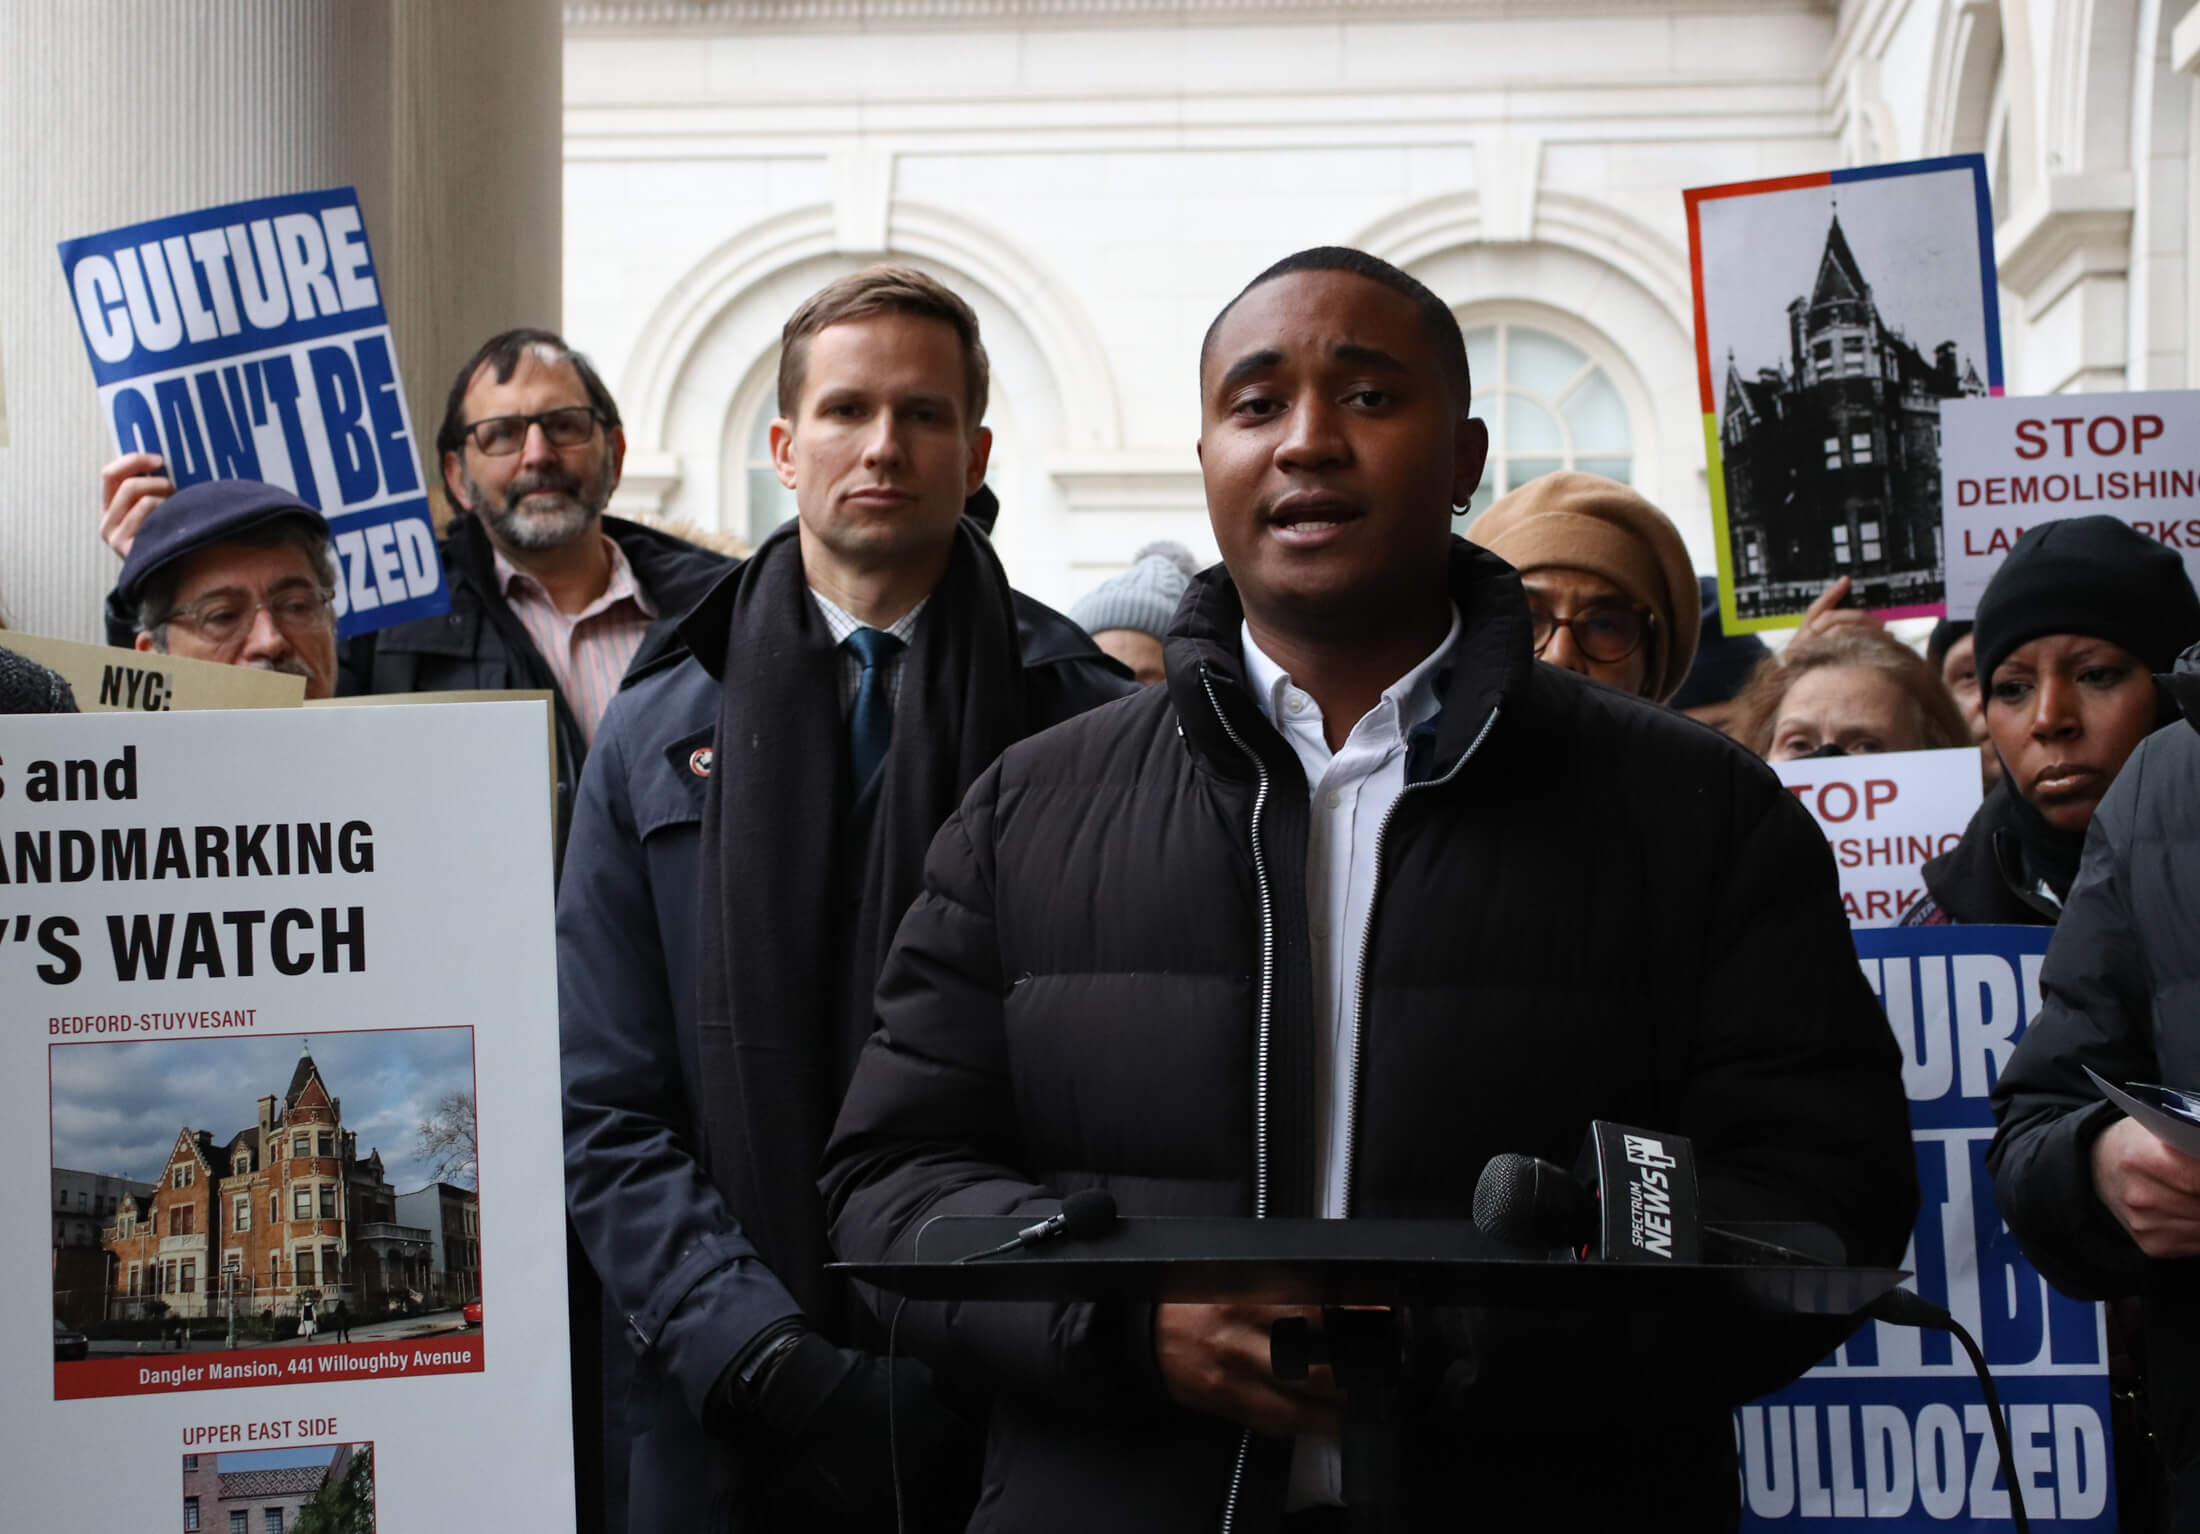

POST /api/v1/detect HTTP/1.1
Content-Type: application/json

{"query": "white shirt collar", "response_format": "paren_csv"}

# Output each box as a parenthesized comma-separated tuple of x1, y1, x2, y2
(1241, 606, 1461, 741)
(809, 588, 929, 646)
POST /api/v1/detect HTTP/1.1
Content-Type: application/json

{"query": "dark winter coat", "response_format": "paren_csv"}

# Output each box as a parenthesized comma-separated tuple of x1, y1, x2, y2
(340, 513, 731, 865)
(1989, 643, 2200, 1516)
(559, 579, 1131, 1534)
(1903, 778, 2075, 928)
(821, 540, 1919, 1532)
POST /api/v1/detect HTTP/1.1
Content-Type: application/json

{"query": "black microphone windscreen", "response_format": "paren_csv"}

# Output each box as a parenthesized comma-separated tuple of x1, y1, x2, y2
(1474, 1153, 1591, 1249)
(1473, 1154, 1544, 1243)
(1059, 1188, 1118, 1240)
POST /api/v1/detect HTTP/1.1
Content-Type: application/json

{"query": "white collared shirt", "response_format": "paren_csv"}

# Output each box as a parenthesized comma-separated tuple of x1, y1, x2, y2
(1242, 607, 1461, 1510)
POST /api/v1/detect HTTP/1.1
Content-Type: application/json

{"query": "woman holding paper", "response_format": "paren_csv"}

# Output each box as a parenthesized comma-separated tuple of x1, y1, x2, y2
(1901, 516, 2199, 927)
(1989, 638, 2200, 1530)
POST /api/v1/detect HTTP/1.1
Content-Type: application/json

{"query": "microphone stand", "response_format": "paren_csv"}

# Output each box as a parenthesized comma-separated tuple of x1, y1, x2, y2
(1271, 1308, 1405, 1534)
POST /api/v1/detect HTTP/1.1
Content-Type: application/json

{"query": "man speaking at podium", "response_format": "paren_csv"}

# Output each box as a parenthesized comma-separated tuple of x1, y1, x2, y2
(821, 248, 1917, 1529)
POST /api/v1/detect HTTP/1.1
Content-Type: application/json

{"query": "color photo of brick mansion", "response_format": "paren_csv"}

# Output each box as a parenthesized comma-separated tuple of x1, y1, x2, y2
(55, 1043, 478, 1322)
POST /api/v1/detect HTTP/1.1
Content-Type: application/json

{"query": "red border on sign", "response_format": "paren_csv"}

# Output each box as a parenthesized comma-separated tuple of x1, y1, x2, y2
(57, 1332, 482, 1400)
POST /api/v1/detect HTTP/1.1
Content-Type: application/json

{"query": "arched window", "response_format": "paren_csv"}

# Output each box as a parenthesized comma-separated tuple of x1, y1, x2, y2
(1458, 316, 1635, 519)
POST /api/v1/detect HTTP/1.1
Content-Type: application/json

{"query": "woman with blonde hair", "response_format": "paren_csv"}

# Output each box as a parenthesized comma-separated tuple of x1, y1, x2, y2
(1733, 625, 1970, 761)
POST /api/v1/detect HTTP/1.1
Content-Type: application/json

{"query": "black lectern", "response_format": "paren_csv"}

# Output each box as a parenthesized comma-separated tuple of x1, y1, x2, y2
(834, 1217, 1908, 1532)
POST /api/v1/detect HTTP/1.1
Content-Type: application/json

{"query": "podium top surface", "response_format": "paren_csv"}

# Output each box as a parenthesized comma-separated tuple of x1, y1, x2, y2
(829, 1218, 1906, 1317)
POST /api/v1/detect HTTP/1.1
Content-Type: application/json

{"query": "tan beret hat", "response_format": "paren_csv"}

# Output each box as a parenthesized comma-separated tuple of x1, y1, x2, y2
(1467, 471, 1701, 703)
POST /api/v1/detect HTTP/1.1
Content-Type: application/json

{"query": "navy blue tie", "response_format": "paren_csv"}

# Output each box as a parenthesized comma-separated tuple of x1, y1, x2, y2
(845, 627, 902, 790)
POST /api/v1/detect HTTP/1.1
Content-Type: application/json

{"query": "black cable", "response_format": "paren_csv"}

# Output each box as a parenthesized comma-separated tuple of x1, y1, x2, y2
(1869, 1288, 2030, 1534)
(888, 1293, 909, 1534)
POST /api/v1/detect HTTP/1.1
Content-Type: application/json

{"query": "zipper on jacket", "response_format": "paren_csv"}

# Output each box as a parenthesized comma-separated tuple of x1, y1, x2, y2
(1200, 667, 1279, 1220)
(1199, 666, 1275, 1534)
(1337, 705, 1500, 1217)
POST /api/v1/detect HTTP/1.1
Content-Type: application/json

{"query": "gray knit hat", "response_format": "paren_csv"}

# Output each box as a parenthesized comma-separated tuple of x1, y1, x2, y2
(1069, 541, 1200, 639)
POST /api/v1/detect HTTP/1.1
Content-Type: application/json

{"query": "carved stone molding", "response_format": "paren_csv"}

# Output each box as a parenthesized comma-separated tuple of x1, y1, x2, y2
(1049, 455, 1205, 518)
(1995, 172, 2135, 317)
(569, 0, 1827, 33)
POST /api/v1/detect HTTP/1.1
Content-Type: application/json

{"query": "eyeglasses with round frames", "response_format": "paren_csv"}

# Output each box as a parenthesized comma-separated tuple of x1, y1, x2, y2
(462, 406, 604, 457)
(157, 586, 335, 648)
(1527, 600, 1654, 665)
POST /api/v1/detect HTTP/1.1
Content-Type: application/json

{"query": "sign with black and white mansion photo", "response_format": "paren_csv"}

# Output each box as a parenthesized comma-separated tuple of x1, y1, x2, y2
(1687, 156, 2004, 633)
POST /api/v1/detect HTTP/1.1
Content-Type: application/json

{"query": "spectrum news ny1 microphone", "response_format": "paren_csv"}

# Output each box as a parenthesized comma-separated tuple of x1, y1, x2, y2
(955, 1188, 1119, 1263)
(1473, 1119, 1700, 1262)
(1471, 1124, 2034, 1533)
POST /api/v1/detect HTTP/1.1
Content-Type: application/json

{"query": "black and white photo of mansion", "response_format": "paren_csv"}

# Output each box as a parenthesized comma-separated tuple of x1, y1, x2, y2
(1719, 211, 1986, 619)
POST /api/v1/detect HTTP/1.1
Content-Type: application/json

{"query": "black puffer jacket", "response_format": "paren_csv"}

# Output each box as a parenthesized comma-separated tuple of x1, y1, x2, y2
(1989, 642, 2200, 1517)
(822, 541, 1917, 1532)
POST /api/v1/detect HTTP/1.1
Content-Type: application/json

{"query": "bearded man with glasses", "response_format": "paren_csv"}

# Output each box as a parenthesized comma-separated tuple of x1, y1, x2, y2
(403, 329, 735, 805)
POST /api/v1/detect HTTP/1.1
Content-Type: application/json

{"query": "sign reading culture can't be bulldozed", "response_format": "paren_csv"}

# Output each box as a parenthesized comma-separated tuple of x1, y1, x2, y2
(56, 188, 449, 641)
(1741, 926, 2114, 1531)
(1941, 389, 2200, 620)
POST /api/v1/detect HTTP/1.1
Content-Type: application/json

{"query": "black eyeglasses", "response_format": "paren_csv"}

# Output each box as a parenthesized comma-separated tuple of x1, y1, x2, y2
(1527, 600, 1654, 664)
(462, 406, 604, 457)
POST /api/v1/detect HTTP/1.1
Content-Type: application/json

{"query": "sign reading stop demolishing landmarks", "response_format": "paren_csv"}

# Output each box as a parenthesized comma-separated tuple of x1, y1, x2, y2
(9, 702, 568, 1530)
(1773, 747, 1984, 929)
(57, 188, 449, 640)
(1941, 388, 2200, 619)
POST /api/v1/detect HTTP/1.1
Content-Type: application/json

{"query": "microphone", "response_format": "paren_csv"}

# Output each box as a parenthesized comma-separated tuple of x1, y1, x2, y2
(1472, 1121, 1702, 1263)
(956, 1189, 1118, 1263)
(1473, 1153, 1595, 1255)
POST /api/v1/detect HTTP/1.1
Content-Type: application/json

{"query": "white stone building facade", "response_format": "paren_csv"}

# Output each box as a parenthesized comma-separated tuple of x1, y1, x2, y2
(563, 0, 2200, 611)
(1, 2, 2189, 636)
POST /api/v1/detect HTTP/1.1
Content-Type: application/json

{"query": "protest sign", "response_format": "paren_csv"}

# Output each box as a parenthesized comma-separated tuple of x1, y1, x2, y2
(307, 689, 559, 829)
(1739, 925, 2113, 1530)
(0, 630, 304, 711)
(1774, 747, 1983, 927)
(1941, 389, 2200, 618)
(9, 701, 569, 1529)
(1686, 155, 2004, 633)
(56, 188, 449, 640)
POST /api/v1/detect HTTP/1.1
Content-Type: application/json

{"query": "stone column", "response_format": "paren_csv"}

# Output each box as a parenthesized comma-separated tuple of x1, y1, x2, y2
(2176, 5, 2200, 390)
(0, 0, 562, 643)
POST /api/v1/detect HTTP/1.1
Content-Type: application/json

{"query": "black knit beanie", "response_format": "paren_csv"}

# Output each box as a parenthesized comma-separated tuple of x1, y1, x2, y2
(1926, 619, 1971, 670)
(1973, 516, 2200, 688)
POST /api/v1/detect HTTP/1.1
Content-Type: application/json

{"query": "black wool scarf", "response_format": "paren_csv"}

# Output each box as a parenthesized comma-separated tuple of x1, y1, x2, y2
(691, 518, 1029, 1333)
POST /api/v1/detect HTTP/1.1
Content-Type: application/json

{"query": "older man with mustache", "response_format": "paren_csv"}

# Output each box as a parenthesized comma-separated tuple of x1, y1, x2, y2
(114, 479, 343, 699)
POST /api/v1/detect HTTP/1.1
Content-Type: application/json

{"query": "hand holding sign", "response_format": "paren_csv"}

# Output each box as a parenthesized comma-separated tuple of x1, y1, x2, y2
(99, 451, 170, 559)
(1793, 576, 1889, 645)
(58, 189, 450, 639)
